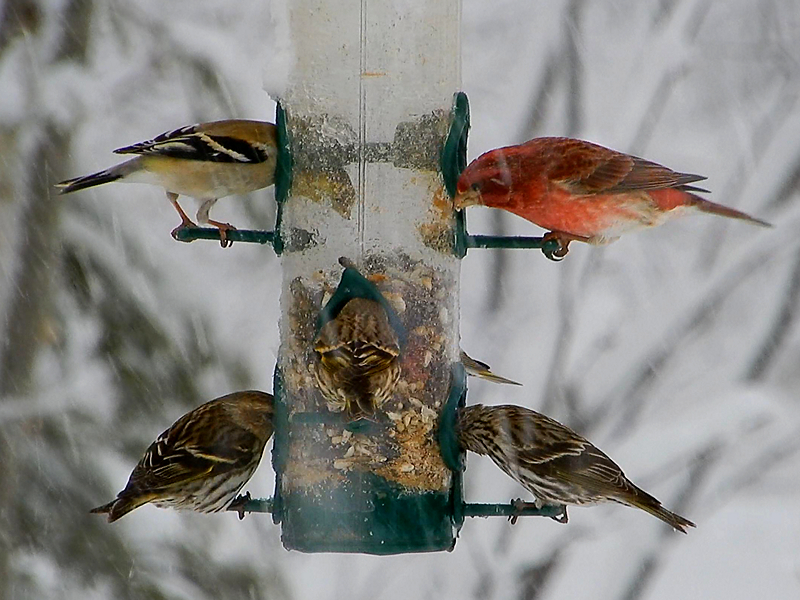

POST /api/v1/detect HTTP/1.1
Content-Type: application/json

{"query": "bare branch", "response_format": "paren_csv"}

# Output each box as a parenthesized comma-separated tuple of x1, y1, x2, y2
(517, 551, 562, 600)
(617, 444, 719, 600)
(0, 0, 41, 57)
(0, 123, 67, 397)
(604, 233, 800, 439)
(746, 247, 800, 380)
(54, 0, 93, 64)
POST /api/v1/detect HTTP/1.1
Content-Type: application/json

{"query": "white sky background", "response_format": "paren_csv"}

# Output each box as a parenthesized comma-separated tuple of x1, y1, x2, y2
(2, 0, 800, 599)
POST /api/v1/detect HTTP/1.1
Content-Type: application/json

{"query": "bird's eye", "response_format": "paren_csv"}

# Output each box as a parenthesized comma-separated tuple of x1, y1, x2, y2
(471, 183, 481, 192)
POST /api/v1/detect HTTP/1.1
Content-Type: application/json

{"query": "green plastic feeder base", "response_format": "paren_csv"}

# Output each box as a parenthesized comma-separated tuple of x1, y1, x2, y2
(269, 269, 460, 555)
(280, 472, 456, 555)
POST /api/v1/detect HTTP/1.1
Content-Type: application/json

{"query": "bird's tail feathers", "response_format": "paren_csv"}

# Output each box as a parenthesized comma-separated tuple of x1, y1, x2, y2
(345, 389, 378, 421)
(466, 366, 522, 386)
(56, 159, 141, 194)
(627, 492, 695, 533)
(56, 170, 121, 194)
(461, 352, 522, 386)
(689, 195, 772, 228)
(678, 184, 710, 194)
(90, 493, 154, 523)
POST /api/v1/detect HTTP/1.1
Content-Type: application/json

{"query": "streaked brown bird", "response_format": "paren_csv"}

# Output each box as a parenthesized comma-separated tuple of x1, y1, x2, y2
(455, 137, 770, 258)
(461, 350, 521, 386)
(314, 297, 401, 420)
(57, 120, 277, 247)
(456, 404, 694, 532)
(91, 390, 274, 523)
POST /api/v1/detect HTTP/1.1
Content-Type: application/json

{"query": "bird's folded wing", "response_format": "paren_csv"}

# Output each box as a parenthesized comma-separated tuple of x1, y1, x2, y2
(114, 123, 272, 164)
(548, 141, 706, 195)
(129, 448, 216, 492)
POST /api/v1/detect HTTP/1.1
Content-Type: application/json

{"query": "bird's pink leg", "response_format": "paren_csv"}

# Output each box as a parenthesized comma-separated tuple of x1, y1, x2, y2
(206, 219, 238, 249)
(197, 198, 237, 248)
(167, 192, 198, 241)
(542, 231, 591, 261)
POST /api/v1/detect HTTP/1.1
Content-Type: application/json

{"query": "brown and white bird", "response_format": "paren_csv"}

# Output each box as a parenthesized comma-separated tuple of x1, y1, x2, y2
(313, 297, 401, 420)
(456, 404, 694, 532)
(91, 390, 274, 523)
(57, 120, 277, 247)
(461, 350, 521, 386)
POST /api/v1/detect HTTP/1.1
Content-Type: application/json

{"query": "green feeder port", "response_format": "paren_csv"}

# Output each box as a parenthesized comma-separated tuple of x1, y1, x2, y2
(275, 358, 460, 554)
(277, 469, 456, 554)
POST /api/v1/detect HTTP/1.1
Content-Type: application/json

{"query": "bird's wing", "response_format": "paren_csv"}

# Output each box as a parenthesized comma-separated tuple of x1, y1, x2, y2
(113, 120, 275, 164)
(126, 438, 217, 493)
(525, 440, 642, 501)
(541, 138, 706, 195)
(351, 342, 399, 372)
(125, 405, 259, 493)
(550, 446, 633, 491)
(315, 299, 400, 372)
(319, 344, 397, 380)
(510, 411, 589, 466)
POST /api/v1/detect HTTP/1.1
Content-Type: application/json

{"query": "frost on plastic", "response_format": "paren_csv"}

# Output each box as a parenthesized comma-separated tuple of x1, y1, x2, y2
(275, 0, 461, 518)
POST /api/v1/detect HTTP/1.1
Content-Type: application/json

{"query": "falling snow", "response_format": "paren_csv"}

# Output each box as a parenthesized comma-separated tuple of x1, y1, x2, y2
(1, 1, 799, 599)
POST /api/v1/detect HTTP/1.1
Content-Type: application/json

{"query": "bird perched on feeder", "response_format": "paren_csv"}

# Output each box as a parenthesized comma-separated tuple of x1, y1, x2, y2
(57, 119, 277, 248)
(314, 297, 402, 420)
(91, 390, 274, 522)
(455, 137, 771, 259)
(460, 350, 521, 386)
(456, 403, 695, 532)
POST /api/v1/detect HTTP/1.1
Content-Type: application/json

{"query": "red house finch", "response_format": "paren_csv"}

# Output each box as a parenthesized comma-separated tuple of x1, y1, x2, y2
(57, 120, 277, 247)
(455, 137, 770, 258)
(91, 390, 273, 522)
(456, 404, 695, 532)
(314, 297, 401, 420)
(461, 350, 521, 386)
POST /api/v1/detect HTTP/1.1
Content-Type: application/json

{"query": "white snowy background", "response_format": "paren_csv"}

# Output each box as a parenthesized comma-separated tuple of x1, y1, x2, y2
(1, 1, 799, 599)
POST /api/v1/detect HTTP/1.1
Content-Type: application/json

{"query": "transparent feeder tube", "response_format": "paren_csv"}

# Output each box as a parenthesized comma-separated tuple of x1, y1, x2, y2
(275, 0, 462, 553)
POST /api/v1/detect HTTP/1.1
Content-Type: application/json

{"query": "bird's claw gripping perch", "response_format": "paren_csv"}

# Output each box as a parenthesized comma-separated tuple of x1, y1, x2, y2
(509, 498, 526, 525)
(508, 498, 538, 525)
(542, 231, 582, 261)
(171, 223, 196, 243)
(228, 491, 252, 520)
(508, 498, 569, 525)
(208, 220, 238, 248)
(542, 242, 568, 262)
(551, 505, 568, 524)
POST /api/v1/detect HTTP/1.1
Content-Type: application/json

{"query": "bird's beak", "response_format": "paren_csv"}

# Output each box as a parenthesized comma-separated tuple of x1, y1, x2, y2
(454, 188, 482, 210)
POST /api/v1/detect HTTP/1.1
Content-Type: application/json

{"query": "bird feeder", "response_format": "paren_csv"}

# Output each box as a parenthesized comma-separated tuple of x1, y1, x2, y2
(176, 0, 561, 554)
(267, 0, 463, 553)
